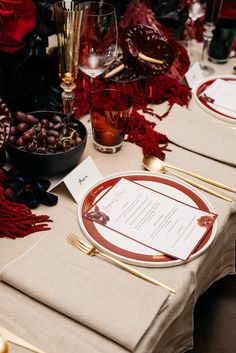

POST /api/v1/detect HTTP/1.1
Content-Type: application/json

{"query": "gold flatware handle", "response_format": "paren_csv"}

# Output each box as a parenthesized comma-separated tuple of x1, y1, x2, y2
(97, 251, 176, 294)
(166, 164, 236, 193)
(0, 326, 47, 353)
(168, 170, 232, 202)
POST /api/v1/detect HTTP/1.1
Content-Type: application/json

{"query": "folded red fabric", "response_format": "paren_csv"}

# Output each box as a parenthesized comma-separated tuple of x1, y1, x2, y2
(0, 0, 37, 53)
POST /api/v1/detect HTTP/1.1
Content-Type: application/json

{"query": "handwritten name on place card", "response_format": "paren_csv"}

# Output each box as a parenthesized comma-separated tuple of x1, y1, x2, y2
(51, 156, 103, 203)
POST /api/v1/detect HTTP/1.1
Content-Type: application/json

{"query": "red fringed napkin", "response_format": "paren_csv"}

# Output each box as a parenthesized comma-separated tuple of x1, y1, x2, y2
(0, 170, 52, 238)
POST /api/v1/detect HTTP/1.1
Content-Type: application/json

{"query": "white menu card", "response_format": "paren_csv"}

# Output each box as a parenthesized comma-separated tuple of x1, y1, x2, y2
(203, 79, 236, 113)
(84, 178, 217, 261)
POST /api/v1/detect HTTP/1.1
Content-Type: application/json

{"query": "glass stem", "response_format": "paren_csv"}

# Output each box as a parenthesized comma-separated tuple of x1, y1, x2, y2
(90, 77, 94, 94)
(60, 81, 76, 115)
(61, 90, 74, 115)
(201, 22, 215, 65)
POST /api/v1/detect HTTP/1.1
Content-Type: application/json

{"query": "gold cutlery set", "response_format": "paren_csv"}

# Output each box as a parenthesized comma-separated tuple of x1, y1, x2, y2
(143, 155, 236, 202)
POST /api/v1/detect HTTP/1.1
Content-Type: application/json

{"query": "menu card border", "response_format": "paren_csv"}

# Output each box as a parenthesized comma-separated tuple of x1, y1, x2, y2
(82, 177, 218, 261)
(81, 175, 217, 262)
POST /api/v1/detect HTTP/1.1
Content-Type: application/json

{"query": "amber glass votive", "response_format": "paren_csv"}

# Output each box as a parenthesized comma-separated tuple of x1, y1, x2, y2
(89, 89, 133, 153)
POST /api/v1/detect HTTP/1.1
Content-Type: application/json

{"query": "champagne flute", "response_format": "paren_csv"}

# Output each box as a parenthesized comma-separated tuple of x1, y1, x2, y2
(77, 1, 118, 88)
(53, 1, 81, 114)
(201, 0, 223, 76)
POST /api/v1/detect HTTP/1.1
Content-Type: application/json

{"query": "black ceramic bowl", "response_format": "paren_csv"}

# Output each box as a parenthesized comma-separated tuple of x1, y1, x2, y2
(6, 111, 87, 176)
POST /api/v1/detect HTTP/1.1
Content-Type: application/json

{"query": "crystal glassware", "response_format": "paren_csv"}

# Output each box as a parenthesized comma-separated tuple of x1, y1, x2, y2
(77, 1, 118, 86)
(187, 0, 205, 56)
(89, 89, 133, 153)
(54, 1, 81, 114)
(200, 0, 223, 76)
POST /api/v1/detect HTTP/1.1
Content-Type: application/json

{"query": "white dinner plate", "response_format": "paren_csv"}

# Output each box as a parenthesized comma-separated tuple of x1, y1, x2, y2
(78, 171, 217, 267)
(193, 75, 236, 124)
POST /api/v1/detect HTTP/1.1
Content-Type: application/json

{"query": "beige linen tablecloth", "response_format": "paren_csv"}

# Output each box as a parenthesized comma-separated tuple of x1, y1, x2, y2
(0, 214, 169, 352)
(153, 102, 236, 167)
(1, 48, 236, 353)
(0, 132, 236, 353)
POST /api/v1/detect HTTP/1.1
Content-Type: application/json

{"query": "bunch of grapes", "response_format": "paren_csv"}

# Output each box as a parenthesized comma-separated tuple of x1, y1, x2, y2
(8, 112, 82, 154)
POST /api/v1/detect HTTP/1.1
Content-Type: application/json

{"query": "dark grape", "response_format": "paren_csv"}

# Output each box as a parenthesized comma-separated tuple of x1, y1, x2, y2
(41, 119, 50, 128)
(53, 123, 63, 130)
(37, 128, 47, 142)
(75, 137, 82, 145)
(47, 130, 60, 137)
(17, 122, 29, 133)
(9, 112, 83, 154)
(15, 111, 26, 122)
(10, 126, 18, 135)
(47, 136, 57, 145)
(25, 114, 39, 125)
(48, 121, 55, 129)
(22, 132, 33, 143)
(16, 136, 24, 146)
(51, 114, 62, 123)
(8, 135, 17, 144)
(37, 147, 47, 153)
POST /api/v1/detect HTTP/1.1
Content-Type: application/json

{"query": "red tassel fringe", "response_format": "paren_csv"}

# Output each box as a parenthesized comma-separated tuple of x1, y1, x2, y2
(0, 185, 52, 239)
(124, 110, 170, 158)
(73, 73, 192, 159)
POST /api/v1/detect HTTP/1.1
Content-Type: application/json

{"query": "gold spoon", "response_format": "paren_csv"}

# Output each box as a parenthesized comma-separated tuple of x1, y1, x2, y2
(143, 156, 236, 193)
(0, 335, 8, 353)
(143, 156, 233, 202)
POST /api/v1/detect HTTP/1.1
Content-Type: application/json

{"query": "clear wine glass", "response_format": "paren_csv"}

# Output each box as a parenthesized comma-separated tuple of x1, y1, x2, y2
(53, 1, 81, 114)
(77, 1, 118, 88)
(187, 1, 205, 56)
(200, 0, 223, 76)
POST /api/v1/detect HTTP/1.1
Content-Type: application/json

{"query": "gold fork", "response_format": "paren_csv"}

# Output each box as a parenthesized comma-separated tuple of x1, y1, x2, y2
(66, 234, 176, 293)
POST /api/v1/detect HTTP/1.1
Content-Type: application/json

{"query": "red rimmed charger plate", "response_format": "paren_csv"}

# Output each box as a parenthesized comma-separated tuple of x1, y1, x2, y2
(78, 171, 217, 267)
(193, 75, 236, 124)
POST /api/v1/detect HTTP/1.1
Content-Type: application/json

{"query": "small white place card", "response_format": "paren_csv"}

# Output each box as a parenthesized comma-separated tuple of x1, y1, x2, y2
(83, 178, 217, 261)
(185, 62, 204, 88)
(50, 156, 103, 203)
(202, 79, 236, 113)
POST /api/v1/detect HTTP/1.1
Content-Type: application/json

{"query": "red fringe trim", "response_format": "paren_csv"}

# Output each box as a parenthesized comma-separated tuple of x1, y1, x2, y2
(73, 73, 192, 159)
(124, 110, 170, 159)
(0, 185, 52, 239)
